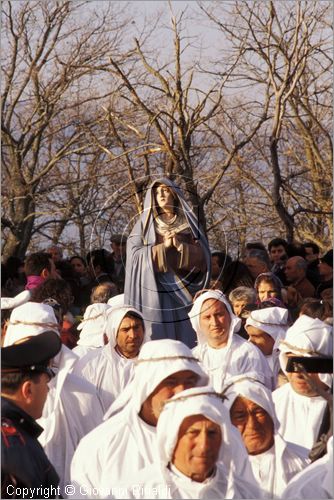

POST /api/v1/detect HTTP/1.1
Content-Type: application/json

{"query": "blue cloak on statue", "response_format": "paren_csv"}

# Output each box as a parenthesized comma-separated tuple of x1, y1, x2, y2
(124, 178, 211, 348)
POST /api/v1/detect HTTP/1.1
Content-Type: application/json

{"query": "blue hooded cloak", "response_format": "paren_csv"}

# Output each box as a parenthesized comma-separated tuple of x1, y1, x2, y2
(124, 178, 211, 348)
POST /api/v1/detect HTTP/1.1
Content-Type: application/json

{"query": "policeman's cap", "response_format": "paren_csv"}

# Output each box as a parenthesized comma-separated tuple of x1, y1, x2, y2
(1, 331, 61, 375)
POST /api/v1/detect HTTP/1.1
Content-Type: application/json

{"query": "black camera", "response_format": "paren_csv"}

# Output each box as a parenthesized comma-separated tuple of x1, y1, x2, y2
(286, 356, 333, 374)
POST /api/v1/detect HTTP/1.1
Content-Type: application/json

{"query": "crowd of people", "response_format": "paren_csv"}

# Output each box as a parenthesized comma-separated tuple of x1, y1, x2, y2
(1, 180, 333, 499)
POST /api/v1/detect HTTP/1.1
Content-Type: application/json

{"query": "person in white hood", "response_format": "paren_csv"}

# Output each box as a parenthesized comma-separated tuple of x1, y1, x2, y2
(282, 436, 333, 499)
(188, 290, 273, 391)
(73, 306, 149, 413)
(224, 376, 309, 498)
(73, 303, 111, 357)
(245, 306, 289, 388)
(272, 314, 332, 452)
(3, 302, 104, 498)
(70, 339, 209, 499)
(116, 386, 260, 499)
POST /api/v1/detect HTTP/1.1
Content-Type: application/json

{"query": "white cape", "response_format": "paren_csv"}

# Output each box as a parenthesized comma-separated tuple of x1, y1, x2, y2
(193, 334, 273, 391)
(115, 463, 260, 499)
(70, 406, 156, 499)
(38, 348, 104, 497)
(249, 435, 309, 498)
(282, 437, 333, 499)
(272, 382, 328, 451)
(72, 345, 135, 413)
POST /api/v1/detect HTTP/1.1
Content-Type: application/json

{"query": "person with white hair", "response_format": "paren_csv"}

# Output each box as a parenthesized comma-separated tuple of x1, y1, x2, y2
(73, 303, 111, 357)
(73, 306, 150, 413)
(70, 339, 209, 499)
(116, 386, 260, 499)
(272, 314, 333, 452)
(282, 436, 333, 499)
(188, 290, 273, 391)
(245, 307, 289, 387)
(3, 302, 104, 498)
(224, 376, 309, 498)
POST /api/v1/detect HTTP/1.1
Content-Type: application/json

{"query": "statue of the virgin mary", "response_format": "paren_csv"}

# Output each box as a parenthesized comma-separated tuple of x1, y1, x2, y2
(124, 178, 211, 347)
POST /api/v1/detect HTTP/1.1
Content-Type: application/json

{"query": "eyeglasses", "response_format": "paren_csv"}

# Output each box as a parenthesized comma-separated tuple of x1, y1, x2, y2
(231, 407, 269, 425)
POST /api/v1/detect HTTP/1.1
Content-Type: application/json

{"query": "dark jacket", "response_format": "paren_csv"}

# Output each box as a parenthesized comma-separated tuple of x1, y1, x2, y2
(1, 398, 59, 499)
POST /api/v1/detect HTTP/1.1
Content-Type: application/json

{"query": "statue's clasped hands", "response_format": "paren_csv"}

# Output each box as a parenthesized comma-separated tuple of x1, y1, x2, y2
(164, 231, 182, 252)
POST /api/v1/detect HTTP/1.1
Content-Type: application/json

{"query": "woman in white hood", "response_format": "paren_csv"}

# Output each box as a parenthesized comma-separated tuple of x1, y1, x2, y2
(245, 306, 289, 388)
(188, 290, 273, 391)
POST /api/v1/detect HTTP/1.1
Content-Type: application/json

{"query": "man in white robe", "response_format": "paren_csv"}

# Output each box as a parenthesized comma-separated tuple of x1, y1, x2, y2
(4, 302, 104, 498)
(116, 386, 260, 499)
(224, 375, 309, 498)
(245, 306, 289, 388)
(188, 290, 273, 390)
(73, 306, 150, 413)
(272, 314, 332, 452)
(70, 339, 209, 499)
(73, 303, 111, 357)
(282, 436, 333, 499)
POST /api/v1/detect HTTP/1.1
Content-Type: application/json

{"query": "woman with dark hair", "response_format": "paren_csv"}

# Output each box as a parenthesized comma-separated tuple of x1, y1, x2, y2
(299, 297, 332, 323)
(124, 178, 211, 347)
(254, 272, 284, 303)
(70, 255, 89, 280)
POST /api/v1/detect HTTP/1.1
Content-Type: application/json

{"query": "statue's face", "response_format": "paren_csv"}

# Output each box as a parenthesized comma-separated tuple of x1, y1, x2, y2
(154, 184, 175, 211)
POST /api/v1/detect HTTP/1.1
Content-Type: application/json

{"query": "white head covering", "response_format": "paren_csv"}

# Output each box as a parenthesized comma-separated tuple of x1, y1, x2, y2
(105, 305, 150, 348)
(245, 307, 289, 350)
(4, 302, 60, 346)
(104, 339, 209, 419)
(222, 375, 279, 431)
(107, 294, 124, 308)
(3, 301, 78, 411)
(279, 314, 333, 387)
(156, 386, 255, 485)
(188, 290, 241, 346)
(76, 303, 110, 347)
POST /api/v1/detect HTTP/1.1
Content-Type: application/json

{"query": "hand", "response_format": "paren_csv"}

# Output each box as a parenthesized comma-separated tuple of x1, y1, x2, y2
(172, 235, 183, 252)
(164, 231, 174, 248)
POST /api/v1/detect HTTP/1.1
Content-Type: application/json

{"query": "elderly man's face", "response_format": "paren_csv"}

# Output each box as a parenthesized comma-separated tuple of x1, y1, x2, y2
(140, 371, 199, 426)
(172, 415, 222, 483)
(246, 325, 275, 356)
(230, 397, 274, 455)
(199, 299, 231, 348)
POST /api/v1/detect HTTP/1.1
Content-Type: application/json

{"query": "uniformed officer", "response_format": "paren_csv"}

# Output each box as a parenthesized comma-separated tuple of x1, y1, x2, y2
(1, 331, 62, 499)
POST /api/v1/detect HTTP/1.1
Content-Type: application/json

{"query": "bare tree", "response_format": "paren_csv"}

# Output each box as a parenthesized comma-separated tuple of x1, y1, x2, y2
(1, 0, 130, 259)
(84, 6, 268, 236)
(201, 0, 332, 245)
